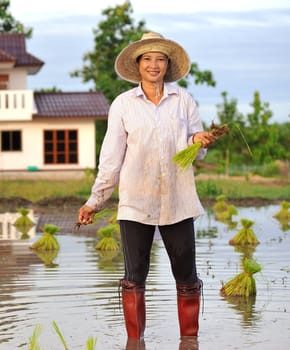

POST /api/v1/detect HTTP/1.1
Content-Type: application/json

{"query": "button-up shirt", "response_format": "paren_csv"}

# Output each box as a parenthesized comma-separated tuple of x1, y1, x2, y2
(86, 83, 206, 225)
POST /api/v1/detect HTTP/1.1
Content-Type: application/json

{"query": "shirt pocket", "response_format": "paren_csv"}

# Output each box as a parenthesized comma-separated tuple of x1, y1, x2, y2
(168, 113, 189, 150)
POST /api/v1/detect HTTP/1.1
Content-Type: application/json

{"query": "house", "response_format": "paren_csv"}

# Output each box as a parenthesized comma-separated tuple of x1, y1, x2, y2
(0, 33, 109, 175)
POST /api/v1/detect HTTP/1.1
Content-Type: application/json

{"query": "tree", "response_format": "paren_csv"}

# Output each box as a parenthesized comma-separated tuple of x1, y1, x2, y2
(72, 1, 216, 103)
(178, 62, 216, 89)
(247, 91, 272, 127)
(246, 92, 280, 164)
(71, 1, 146, 104)
(0, 0, 32, 37)
(216, 91, 245, 175)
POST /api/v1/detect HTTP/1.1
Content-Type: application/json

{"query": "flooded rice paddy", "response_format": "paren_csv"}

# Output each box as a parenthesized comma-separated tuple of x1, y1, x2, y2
(0, 203, 289, 350)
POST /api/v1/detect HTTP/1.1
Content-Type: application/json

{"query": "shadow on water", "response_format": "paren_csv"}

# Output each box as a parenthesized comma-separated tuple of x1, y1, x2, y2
(0, 204, 289, 349)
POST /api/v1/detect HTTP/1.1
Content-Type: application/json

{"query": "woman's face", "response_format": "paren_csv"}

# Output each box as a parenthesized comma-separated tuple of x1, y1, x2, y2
(138, 52, 169, 84)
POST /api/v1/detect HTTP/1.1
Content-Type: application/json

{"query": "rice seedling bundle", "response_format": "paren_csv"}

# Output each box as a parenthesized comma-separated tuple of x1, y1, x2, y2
(213, 195, 229, 213)
(220, 258, 261, 297)
(216, 204, 238, 221)
(95, 223, 120, 251)
(229, 218, 259, 246)
(172, 122, 229, 170)
(30, 224, 60, 251)
(14, 207, 34, 227)
(273, 200, 290, 221)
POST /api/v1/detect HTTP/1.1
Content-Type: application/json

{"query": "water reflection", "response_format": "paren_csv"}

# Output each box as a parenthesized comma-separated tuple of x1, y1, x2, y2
(125, 338, 146, 350)
(0, 211, 36, 240)
(0, 204, 289, 350)
(123, 337, 199, 350)
(223, 295, 260, 327)
(178, 337, 199, 350)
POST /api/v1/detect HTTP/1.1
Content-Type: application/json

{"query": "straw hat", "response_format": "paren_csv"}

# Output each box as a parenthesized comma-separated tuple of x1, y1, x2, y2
(114, 32, 191, 83)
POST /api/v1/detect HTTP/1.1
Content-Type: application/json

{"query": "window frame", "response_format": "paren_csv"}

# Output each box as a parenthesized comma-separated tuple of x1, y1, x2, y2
(43, 129, 78, 165)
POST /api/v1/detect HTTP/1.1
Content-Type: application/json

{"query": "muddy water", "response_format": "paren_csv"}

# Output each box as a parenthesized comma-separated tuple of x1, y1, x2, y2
(0, 204, 289, 350)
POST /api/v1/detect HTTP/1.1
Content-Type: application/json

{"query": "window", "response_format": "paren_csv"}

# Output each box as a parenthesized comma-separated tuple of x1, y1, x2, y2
(44, 129, 78, 164)
(0, 74, 8, 90)
(1, 130, 22, 151)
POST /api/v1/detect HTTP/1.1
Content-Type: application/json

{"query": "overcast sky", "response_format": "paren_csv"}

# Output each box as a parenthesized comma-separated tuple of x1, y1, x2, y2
(10, 0, 290, 125)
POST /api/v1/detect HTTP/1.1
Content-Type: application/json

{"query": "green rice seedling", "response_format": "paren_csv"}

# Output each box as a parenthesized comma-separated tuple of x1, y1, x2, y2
(14, 207, 34, 227)
(52, 321, 69, 350)
(93, 207, 116, 222)
(73, 206, 116, 231)
(30, 224, 60, 251)
(172, 122, 229, 170)
(220, 258, 262, 297)
(96, 224, 120, 251)
(273, 200, 290, 221)
(229, 218, 259, 247)
(28, 322, 97, 350)
(28, 324, 42, 350)
(86, 336, 98, 350)
(172, 141, 203, 170)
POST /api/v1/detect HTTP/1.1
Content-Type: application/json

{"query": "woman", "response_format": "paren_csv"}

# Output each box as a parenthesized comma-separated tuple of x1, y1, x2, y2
(78, 32, 216, 340)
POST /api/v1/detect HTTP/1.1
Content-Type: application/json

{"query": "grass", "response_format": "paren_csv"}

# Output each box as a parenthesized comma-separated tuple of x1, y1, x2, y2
(0, 176, 289, 202)
(196, 178, 290, 200)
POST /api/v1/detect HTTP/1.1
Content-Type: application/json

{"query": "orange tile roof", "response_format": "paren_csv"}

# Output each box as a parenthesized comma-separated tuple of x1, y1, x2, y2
(0, 33, 44, 74)
(33, 92, 109, 119)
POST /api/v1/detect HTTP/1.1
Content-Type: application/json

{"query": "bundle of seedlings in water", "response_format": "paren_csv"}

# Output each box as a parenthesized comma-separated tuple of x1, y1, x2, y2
(229, 218, 259, 247)
(213, 195, 230, 213)
(172, 121, 229, 169)
(273, 200, 290, 221)
(220, 258, 262, 297)
(13, 207, 34, 227)
(216, 204, 238, 222)
(95, 223, 120, 251)
(30, 224, 60, 251)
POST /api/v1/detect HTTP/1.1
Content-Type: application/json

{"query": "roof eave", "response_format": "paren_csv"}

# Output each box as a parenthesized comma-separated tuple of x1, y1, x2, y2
(32, 114, 108, 120)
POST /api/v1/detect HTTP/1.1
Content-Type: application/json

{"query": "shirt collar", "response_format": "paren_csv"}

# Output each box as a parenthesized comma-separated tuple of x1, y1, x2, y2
(133, 83, 179, 98)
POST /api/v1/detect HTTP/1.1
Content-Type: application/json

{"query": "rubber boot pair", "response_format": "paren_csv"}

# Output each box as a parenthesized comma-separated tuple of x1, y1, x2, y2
(176, 279, 202, 337)
(120, 278, 202, 341)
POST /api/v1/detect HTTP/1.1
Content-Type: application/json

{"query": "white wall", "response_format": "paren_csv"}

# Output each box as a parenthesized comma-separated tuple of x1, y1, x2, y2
(7, 68, 27, 89)
(0, 120, 97, 171)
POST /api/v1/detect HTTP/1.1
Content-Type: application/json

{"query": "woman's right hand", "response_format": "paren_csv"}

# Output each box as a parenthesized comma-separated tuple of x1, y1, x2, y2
(78, 205, 95, 225)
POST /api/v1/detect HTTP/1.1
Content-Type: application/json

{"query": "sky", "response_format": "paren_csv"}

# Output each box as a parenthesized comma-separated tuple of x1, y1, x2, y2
(9, 0, 290, 125)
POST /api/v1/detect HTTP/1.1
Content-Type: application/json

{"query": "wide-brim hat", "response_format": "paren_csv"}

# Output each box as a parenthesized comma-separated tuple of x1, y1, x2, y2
(114, 32, 191, 83)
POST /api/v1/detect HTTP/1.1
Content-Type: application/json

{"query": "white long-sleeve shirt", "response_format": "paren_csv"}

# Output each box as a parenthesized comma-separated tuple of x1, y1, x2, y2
(86, 83, 206, 225)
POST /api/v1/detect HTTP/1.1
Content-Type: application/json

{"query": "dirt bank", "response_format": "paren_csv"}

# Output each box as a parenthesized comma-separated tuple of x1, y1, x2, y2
(0, 196, 283, 214)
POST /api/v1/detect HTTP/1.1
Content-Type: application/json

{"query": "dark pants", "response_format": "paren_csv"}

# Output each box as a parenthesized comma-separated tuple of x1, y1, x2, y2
(119, 218, 198, 285)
